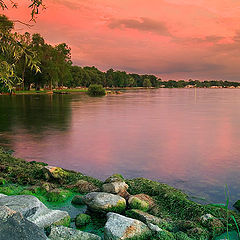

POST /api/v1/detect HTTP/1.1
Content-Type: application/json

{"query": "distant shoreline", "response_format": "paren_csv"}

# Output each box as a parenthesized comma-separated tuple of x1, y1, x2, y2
(0, 85, 240, 96)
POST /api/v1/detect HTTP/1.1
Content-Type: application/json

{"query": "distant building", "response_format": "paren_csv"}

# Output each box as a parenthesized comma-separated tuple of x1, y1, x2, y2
(210, 86, 222, 88)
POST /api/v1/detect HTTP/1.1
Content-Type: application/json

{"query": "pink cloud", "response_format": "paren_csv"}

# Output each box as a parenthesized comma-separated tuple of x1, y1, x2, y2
(3, 0, 240, 80)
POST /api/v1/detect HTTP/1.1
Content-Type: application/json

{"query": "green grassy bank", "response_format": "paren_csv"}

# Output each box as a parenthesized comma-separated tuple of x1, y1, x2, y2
(13, 89, 88, 95)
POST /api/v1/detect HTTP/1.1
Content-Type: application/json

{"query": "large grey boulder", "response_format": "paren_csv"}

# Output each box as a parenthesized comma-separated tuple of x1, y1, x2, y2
(0, 206, 47, 240)
(104, 212, 152, 240)
(102, 182, 128, 194)
(48, 226, 101, 240)
(0, 194, 7, 198)
(0, 195, 70, 228)
(83, 192, 126, 213)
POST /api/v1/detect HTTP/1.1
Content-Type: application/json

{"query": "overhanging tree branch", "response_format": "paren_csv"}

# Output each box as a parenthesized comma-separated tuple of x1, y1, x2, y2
(0, 0, 45, 20)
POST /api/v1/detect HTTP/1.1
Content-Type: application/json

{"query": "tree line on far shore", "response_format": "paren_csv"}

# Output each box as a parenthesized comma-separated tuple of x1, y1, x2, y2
(161, 80, 240, 88)
(1, 14, 240, 93)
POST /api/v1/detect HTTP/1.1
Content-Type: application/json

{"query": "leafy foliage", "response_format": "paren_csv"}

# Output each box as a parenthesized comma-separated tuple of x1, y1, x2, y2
(161, 79, 240, 88)
(87, 84, 106, 97)
(0, 0, 45, 20)
(143, 78, 152, 88)
(0, 15, 40, 93)
(209, 185, 240, 240)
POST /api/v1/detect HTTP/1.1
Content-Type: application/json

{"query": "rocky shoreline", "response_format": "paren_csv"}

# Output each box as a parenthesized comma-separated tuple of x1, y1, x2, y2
(0, 147, 239, 240)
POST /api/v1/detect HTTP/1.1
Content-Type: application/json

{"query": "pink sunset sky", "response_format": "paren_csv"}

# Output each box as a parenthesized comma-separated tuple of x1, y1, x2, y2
(3, 0, 240, 80)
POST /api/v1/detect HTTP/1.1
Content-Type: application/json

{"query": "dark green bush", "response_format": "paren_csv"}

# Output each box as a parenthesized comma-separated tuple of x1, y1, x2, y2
(87, 84, 106, 97)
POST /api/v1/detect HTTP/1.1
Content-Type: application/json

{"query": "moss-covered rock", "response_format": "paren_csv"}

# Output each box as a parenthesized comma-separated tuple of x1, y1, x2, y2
(126, 177, 240, 232)
(107, 199, 127, 213)
(0, 185, 24, 195)
(0, 177, 7, 185)
(128, 195, 149, 212)
(187, 227, 209, 240)
(0, 147, 102, 188)
(175, 231, 194, 240)
(125, 209, 173, 231)
(102, 181, 128, 194)
(201, 218, 224, 236)
(176, 220, 197, 231)
(75, 214, 91, 227)
(53, 215, 71, 227)
(19, 189, 34, 195)
(104, 174, 124, 183)
(156, 230, 175, 240)
(0, 148, 46, 185)
(83, 192, 126, 213)
(41, 182, 52, 192)
(43, 166, 69, 181)
(66, 180, 99, 193)
(46, 189, 71, 202)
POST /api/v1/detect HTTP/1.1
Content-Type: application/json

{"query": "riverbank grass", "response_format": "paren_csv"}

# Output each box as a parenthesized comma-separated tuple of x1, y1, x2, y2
(14, 88, 88, 95)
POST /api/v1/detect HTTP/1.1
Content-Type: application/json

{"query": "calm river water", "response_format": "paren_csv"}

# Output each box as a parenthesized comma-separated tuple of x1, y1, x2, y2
(1, 89, 240, 205)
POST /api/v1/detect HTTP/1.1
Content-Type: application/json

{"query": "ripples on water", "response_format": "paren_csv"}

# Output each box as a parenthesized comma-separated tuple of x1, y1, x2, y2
(0, 89, 240, 205)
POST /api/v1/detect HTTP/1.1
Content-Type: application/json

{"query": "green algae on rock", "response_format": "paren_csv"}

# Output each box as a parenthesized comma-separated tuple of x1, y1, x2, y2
(0, 147, 102, 188)
(128, 195, 149, 212)
(104, 174, 124, 183)
(156, 229, 175, 240)
(187, 227, 209, 240)
(75, 213, 91, 227)
(83, 192, 126, 213)
(176, 220, 197, 232)
(53, 215, 71, 227)
(66, 179, 100, 193)
(46, 189, 72, 202)
(0, 177, 7, 185)
(126, 209, 173, 231)
(126, 177, 240, 229)
(43, 166, 70, 181)
(200, 214, 224, 236)
(174, 231, 194, 240)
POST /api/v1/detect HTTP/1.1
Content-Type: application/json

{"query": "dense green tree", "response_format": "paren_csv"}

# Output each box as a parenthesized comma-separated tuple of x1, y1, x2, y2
(87, 84, 106, 97)
(15, 32, 32, 89)
(0, 15, 40, 93)
(143, 78, 152, 88)
(0, 0, 44, 92)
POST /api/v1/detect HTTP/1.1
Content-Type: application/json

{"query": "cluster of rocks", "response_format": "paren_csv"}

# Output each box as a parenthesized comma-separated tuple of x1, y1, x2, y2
(73, 174, 162, 239)
(0, 172, 231, 240)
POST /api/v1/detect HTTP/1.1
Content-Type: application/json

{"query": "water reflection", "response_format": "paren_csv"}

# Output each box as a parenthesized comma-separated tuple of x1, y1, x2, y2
(0, 89, 240, 205)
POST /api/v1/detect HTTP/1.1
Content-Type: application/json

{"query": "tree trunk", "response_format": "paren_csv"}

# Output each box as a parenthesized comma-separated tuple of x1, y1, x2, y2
(22, 65, 26, 90)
